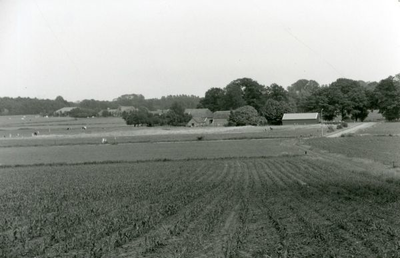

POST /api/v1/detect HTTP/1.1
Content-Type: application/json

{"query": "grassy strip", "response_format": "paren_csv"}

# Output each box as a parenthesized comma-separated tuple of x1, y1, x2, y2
(0, 154, 303, 169)
(0, 135, 311, 149)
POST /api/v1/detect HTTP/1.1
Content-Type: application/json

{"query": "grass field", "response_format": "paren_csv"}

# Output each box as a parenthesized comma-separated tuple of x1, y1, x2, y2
(306, 136, 400, 166)
(1, 156, 400, 257)
(357, 122, 400, 136)
(0, 138, 303, 166)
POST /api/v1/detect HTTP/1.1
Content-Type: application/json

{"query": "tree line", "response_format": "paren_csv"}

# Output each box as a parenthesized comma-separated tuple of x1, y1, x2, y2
(197, 74, 400, 124)
(1, 73, 399, 124)
(0, 94, 200, 117)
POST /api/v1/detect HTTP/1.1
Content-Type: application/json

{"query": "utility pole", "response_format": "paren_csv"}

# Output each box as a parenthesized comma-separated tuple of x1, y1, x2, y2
(321, 109, 324, 137)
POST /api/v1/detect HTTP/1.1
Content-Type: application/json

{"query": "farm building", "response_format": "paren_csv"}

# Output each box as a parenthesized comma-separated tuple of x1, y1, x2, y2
(98, 106, 138, 117)
(212, 111, 231, 126)
(119, 106, 138, 113)
(282, 113, 320, 125)
(149, 109, 169, 116)
(185, 108, 213, 127)
(54, 107, 77, 116)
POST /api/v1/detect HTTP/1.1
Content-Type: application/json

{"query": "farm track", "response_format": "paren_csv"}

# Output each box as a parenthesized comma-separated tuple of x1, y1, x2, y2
(2, 155, 400, 257)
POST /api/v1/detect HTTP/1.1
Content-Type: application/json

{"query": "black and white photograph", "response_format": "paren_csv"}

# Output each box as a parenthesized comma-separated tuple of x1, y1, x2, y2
(1, 0, 400, 257)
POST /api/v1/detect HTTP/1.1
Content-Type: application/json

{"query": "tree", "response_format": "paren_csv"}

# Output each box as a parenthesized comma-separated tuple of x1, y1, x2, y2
(163, 102, 192, 126)
(329, 78, 369, 121)
(198, 88, 225, 112)
(287, 79, 320, 112)
(265, 84, 289, 102)
(228, 105, 259, 126)
(260, 99, 293, 125)
(223, 81, 246, 110)
(374, 76, 400, 121)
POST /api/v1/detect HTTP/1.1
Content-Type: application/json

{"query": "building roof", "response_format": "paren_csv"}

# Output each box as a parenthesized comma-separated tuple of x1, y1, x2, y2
(213, 111, 231, 119)
(189, 117, 208, 124)
(282, 113, 319, 120)
(55, 107, 77, 113)
(184, 108, 213, 118)
(149, 109, 169, 115)
(119, 106, 138, 112)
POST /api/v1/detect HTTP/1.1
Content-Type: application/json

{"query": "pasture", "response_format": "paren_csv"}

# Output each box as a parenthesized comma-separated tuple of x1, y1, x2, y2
(306, 136, 400, 166)
(356, 122, 400, 136)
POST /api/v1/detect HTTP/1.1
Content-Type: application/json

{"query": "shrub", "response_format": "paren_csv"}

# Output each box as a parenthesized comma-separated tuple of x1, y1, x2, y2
(341, 133, 355, 137)
(327, 125, 335, 133)
(228, 106, 259, 126)
(341, 122, 348, 127)
(337, 124, 343, 129)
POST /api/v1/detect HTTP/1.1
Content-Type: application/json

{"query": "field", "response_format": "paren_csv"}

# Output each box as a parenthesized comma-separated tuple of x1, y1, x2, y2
(2, 156, 400, 257)
(1, 117, 399, 257)
(0, 138, 303, 166)
(307, 136, 400, 166)
(356, 122, 400, 136)
(0, 115, 328, 148)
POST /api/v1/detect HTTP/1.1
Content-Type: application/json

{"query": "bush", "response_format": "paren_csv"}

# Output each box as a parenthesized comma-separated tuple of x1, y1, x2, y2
(228, 106, 259, 126)
(327, 125, 335, 133)
(341, 133, 355, 137)
(337, 124, 343, 129)
(342, 122, 348, 127)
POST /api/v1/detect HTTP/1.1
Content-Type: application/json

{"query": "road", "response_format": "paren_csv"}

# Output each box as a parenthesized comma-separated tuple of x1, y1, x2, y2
(326, 122, 376, 138)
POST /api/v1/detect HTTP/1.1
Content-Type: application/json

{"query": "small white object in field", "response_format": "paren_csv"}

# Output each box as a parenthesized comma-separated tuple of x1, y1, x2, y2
(102, 138, 108, 144)
(82, 126, 87, 130)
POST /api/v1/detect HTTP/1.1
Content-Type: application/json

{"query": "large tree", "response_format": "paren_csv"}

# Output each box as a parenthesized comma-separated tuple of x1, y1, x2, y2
(374, 76, 400, 121)
(260, 99, 293, 125)
(287, 79, 320, 112)
(223, 81, 246, 110)
(198, 87, 225, 112)
(265, 83, 289, 102)
(329, 78, 369, 121)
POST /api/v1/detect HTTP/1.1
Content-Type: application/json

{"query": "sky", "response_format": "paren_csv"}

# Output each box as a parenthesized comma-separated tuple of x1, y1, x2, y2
(0, 0, 399, 101)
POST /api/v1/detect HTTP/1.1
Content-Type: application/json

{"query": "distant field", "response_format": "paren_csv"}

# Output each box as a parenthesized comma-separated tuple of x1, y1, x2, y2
(0, 138, 303, 166)
(306, 136, 400, 166)
(1, 157, 400, 257)
(0, 116, 127, 138)
(0, 115, 328, 148)
(357, 122, 400, 136)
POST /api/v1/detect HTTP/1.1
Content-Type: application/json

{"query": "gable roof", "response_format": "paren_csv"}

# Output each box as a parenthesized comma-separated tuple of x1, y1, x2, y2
(184, 108, 213, 118)
(189, 117, 208, 124)
(55, 107, 77, 113)
(213, 111, 231, 119)
(282, 113, 319, 120)
(119, 106, 138, 112)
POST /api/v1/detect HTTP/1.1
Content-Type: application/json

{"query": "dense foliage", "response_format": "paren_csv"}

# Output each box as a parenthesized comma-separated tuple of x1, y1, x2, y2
(1, 73, 399, 122)
(121, 102, 192, 126)
(228, 105, 260, 126)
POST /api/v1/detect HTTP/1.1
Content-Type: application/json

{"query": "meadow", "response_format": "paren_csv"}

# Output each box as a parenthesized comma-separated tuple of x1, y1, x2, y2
(0, 138, 303, 166)
(356, 122, 400, 136)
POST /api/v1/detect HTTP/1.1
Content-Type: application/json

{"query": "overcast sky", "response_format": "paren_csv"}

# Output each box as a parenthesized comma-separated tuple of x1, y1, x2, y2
(1, 0, 399, 101)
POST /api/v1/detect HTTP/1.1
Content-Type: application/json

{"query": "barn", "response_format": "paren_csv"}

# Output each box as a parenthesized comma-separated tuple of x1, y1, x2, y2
(212, 111, 231, 127)
(282, 113, 320, 125)
(185, 108, 213, 127)
(54, 107, 77, 116)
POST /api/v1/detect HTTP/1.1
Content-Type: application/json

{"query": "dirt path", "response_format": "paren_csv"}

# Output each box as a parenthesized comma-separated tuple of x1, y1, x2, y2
(326, 122, 376, 138)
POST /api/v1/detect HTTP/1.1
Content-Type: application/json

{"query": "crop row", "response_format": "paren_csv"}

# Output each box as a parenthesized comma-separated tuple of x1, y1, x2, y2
(1, 156, 400, 257)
